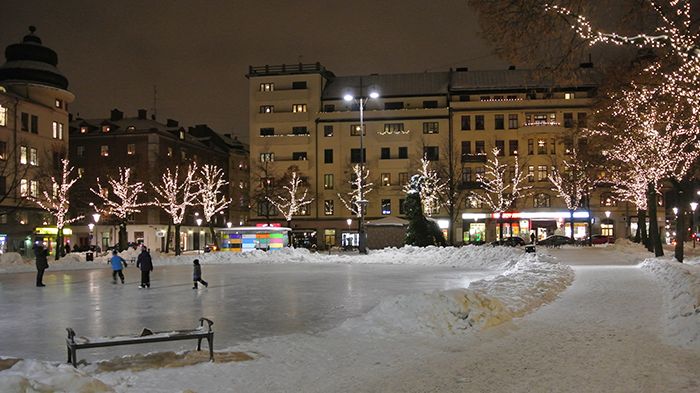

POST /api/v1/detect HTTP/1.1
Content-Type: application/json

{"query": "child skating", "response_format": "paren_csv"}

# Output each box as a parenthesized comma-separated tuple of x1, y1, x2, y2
(109, 249, 127, 284)
(192, 259, 208, 289)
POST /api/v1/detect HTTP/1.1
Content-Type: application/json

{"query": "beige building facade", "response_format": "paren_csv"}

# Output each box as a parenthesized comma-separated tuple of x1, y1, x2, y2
(247, 63, 642, 249)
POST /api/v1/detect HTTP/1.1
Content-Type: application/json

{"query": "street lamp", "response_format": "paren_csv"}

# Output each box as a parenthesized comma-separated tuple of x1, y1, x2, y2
(690, 202, 698, 248)
(196, 218, 203, 254)
(227, 222, 232, 229)
(88, 223, 94, 250)
(91, 213, 100, 250)
(673, 207, 678, 216)
(344, 85, 379, 255)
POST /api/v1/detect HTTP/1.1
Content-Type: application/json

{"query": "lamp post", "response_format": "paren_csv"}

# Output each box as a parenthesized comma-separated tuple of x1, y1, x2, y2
(690, 202, 698, 248)
(604, 211, 611, 239)
(344, 85, 379, 255)
(346, 218, 352, 247)
(196, 218, 203, 254)
(88, 223, 94, 250)
(92, 213, 100, 250)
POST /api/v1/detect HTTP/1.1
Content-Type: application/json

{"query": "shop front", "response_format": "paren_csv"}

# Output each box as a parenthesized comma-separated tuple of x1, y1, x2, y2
(34, 227, 73, 255)
(462, 213, 488, 244)
(463, 211, 590, 243)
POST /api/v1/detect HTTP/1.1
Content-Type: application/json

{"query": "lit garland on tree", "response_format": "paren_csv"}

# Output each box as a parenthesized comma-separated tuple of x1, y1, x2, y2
(150, 164, 200, 256)
(266, 169, 313, 246)
(30, 159, 83, 260)
(548, 148, 597, 239)
(471, 148, 531, 240)
(197, 164, 231, 248)
(90, 167, 146, 251)
(338, 164, 374, 218)
(403, 156, 447, 217)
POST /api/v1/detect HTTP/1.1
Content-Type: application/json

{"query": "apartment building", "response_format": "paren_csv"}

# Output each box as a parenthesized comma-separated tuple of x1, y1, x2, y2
(0, 27, 74, 255)
(247, 63, 641, 249)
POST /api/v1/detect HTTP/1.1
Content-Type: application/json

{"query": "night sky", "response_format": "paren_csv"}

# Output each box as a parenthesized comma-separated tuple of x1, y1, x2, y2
(1, 0, 505, 141)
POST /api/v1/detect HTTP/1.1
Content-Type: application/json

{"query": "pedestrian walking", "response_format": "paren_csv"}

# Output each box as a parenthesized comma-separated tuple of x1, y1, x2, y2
(136, 246, 153, 288)
(192, 259, 208, 289)
(109, 249, 127, 284)
(530, 232, 536, 244)
(34, 243, 48, 287)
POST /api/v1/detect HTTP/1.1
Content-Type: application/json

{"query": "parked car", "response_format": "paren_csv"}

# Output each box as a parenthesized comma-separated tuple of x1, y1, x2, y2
(538, 235, 575, 247)
(491, 237, 526, 247)
(591, 235, 615, 244)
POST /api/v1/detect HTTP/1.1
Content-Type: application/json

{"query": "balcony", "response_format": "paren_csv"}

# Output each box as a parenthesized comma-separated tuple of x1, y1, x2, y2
(255, 111, 310, 123)
(258, 132, 311, 145)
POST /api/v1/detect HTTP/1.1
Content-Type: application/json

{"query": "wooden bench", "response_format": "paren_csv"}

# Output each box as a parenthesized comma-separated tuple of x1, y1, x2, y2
(65, 317, 214, 367)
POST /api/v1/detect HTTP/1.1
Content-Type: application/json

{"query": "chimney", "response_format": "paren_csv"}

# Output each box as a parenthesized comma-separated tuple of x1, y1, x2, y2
(137, 109, 147, 119)
(166, 119, 179, 127)
(110, 109, 124, 121)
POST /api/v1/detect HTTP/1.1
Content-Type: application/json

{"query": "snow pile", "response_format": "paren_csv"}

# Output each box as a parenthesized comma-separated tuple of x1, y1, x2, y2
(640, 257, 700, 348)
(337, 253, 573, 336)
(0, 253, 26, 266)
(0, 360, 113, 392)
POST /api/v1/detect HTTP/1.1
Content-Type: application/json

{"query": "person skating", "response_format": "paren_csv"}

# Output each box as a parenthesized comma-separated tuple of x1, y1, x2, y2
(136, 246, 153, 288)
(109, 249, 127, 284)
(192, 259, 208, 289)
(34, 243, 48, 287)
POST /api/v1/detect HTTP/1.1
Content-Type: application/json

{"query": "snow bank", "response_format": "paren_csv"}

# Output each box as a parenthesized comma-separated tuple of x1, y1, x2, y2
(640, 257, 700, 348)
(337, 253, 574, 336)
(0, 360, 113, 392)
(0, 253, 26, 266)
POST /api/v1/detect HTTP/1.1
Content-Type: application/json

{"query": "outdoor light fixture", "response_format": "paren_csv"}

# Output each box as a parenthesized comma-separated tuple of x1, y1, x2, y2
(92, 213, 100, 224)
(227, 222, 232, 228)
(604, 211, 611, 218)
(691, 202, 698, 248)
(673, 207, 679, 216)
(88, 223, 94, 232)
(343, 82, 379, 255)
(196, 218, 202, 226)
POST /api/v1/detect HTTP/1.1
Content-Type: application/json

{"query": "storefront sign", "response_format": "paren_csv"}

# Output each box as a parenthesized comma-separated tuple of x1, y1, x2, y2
(35, 227, 73, 235)
(489, 211, 590, 220)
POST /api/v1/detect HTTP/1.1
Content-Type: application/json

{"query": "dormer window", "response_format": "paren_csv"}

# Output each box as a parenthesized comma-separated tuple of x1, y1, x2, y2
(179, 130, 185, 140)
(127, 125, 135, 131)
(102, 125, 110, 133)
(80, 126, 88, 134)
(564, 93, 575, 99)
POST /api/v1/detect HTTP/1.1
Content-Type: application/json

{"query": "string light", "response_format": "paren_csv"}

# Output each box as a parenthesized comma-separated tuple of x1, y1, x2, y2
(197, 164, 232, 225)
(266, 170, 313, 222)
(30, 159, 84, 233)
(470, 148, 531, 214)
(91, 167, 146, 222)
(338, 164, 374, 218)
(151, 163, 200, 226)
(403, 156, 448, 216)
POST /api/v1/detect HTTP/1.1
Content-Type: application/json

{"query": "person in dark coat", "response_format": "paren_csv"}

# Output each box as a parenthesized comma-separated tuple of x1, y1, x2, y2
(530, 232, 536, 244)
(34, 244, 48, 287)
(136, 246, 153, 288)
(192, 259, 208, 289)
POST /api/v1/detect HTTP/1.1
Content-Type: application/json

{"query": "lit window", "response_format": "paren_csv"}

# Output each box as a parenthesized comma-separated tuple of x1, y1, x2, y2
(537, 165, 548, 181)
(0, 105, 6, 126)
(324, 200, 334, 216)
(422, 122, 439, 134)
(381, 199, 391, 215)
(127, 144, 136, 155)
(324, 174, 333, 189)
(20, 179, 28, 196)
(564, 93, 574, 99)
(167, 147, 173, 157)
(20, 146, 27, 164)
(102, 125, 110, 133)
(260, 153, 274, 162)
(179, 130, 185, 140)
(58, 123, 64, 140)
(30, 148, 38, 166)
(260, 105, 274, 113)
(260, 83, 274, 92)
(350, 124, 365, 136)
(80, 126, 88, 134)
(55, 99, 62, 108)
(100, 145, 109, 157)
(30, 180, 38, 197)
(292, 104, 307, 113)
(52, 122, 59, 138)
(0, 141, 6, 160)
(381, 173, 391, 186)
(77, 168, 84, 177)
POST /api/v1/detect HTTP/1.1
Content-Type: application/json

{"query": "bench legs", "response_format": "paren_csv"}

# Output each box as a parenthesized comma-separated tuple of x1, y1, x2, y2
(196, 334, 214, 361)
(67, 346, 77, 367)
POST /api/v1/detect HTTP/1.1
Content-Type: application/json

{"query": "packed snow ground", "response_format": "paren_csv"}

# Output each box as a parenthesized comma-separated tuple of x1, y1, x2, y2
(1, 243, 700, 392)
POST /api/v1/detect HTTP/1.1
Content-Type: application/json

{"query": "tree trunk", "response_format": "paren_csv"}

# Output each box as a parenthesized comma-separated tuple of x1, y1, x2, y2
(209, 222, 218, 248)
(55, 227, 64, 260)
(585, 196, 592, 246)
(675, 205, 685, 263)
(647, 182, 664, 257)
(174, 223, 181, 256)
(499, 216, 504, 241)
(118, 221, 128, 251)
(569, 209, 575, 240)
(639, 209, 649, 249)
(287, 220, 293, 247)
(165, 223, 171, 253)
(634, 208, 642, 243)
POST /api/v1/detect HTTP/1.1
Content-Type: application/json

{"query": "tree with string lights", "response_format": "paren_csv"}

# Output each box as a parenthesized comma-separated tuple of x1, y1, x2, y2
(30, 159, 83, 260)
(610, 170, 649, 246)
(403, 156, 448, 217)
(90, 167, 146, 251)
(338, 164, 374, 220)
(150, 164, 200, 256)
(266, 166, 313, 247)
(471, 148, 531, 241)
(196, 164, 231, 249)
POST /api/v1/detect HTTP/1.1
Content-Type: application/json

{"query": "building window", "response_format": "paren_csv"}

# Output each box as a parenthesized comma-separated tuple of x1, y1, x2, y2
(422, 122, 439, 134)
(383, 123, 404, 133)
(424, 146, 439, 161)
(534, 193, 551, 208)
(292, 152, 307, 161)
(76, 146, 84, 157)
(0, 105, 6, 126)
(476, 167, 485, 180)
(0, 141, 6, 160)
(380, 147, 390, 159)
(260, 105, 274, 113)
(527, 139, 534, 155)
(495, 140, 505, 156)
(509, 140, 518, 156)
(461, 141, 472, 159)
(52, 122, 62, 139)
(292, 126, 308, 135)
(462, 167, 472, 183)
(101, 125, 110, 133)
(475, 141, 485, 154)
(537, 139, 547, 155)
(260, 152, 274, 162)
(260, 83, 274, 92)
(292, 104, 307, 113)
(80, 126, 88, 134)
(21, 113, 29, 131)
(564, 113, 574, 128)
(324, 125, 333, 137)
(324, 174, 334, 189)
(527, 165, 534, 182)
(324, 200, 334, 215)
(423, 100, 438, 108)
(29, 148, 38, 166)
(577, 112, 588, 127)
(508, 114, 518, 129)
(398, 147, 408, 159)
(55, 99, 62, 108)
(100, 145, 109, 157)
(181, 150, 187, 160)
(30, 115, 38, 133)
(475, 115, 485, 130)
(537, 165, 548, 181)
(550, 138, 556, 154)
(381, 199, 391, 215)
(324, 104, 335, 112)
(324, 149, 333, 164)
(385, 102, 404, 110)
(260, 127, 275, 136)
(350, 148, 365, 163)
(564, 92, 575, 99)
(461, 115, 471, 131)
(127, 144, 136, 155)
(20, 179, 28, 197)
(257, 201, 277, 216)
(399, 172, 409, 186)
(350, 124, 365, 136)
(20, 146, 27, 164)
(167, 147, 173, 157)
(0, 176, 5, 195)
(30, 180, 38, 198)
(292, 81, 307, 89)
(495, 114, 504, 130)
(601, 193, 617, 207)
(179, 130, 185, 140)
(381, 173, 391, 187)
(601, 223, 614, 236)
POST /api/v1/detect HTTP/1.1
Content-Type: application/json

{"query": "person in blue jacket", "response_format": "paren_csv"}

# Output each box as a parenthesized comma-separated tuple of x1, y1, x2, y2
(109, 249, 127, 284)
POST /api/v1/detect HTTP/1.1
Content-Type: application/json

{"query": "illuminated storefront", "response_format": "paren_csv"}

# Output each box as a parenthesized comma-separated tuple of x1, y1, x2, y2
(217, 227, 290, 252)
(463, 211, 590, 242)
(34, 227, 73, 253)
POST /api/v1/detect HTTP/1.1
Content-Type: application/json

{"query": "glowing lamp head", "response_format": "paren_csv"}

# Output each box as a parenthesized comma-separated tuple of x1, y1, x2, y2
(88, 223, 94, 231)
(691, 202, 698, 212)
(673, 207, 679, 215)
(604, 211, 611, 218)
(92, 213, 100, 223)
(227, 222, 232, 228)
(196, 218, 203, 226)
(369, 91, 379, 99)
(346, 218, 352, 226)
(343, 94, 354, 102)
